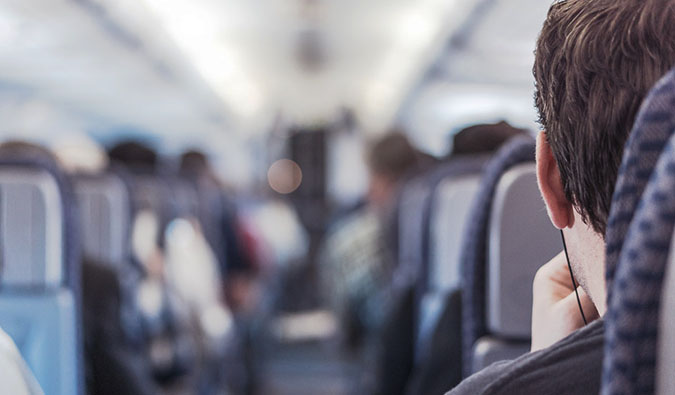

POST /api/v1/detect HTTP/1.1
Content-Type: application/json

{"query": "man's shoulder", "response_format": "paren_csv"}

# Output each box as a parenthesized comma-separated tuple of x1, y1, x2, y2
(446, 320, 604, 395)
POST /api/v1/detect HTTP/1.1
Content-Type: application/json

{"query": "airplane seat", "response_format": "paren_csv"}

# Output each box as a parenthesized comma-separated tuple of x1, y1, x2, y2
(367, 156, 487, 395)
(397, 157, 486, 395)
(604, 136, 675, 395)
(394, 175, 434, 288)
(658, 230, 675, 395)
(0, 156, 83, 395)
(601, 66, 675, 395)
(73, 170, 147, 345)
(413, 156, 488, 361)
(460, 136, 558, 377)
(471, 162, 560, 372)
(74, 172, 133, 270)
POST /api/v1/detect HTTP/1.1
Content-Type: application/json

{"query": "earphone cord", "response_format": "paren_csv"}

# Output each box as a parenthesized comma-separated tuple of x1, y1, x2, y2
(560, 230, 588, 325)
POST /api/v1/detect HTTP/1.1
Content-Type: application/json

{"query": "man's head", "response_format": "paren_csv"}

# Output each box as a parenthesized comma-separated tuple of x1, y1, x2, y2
(535, 0, 675, 236)
(180, 150, 210, 176)
(366, 131, 419, 208)
(533, 0, 675, 310)
(451, 121, 528, 157)
(108, 141, 158, 171)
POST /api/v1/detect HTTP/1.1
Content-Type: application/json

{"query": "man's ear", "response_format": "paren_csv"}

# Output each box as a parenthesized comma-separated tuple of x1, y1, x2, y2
(536, 132, 574, 229)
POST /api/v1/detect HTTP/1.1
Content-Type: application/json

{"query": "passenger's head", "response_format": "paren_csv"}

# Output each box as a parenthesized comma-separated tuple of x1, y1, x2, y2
(366, 131, 419, 208)
(180, 150, 209, 176)
(534, 0, 675, 236)
(108, 141, 158, 171)
(451, 121, 528, 156)
(0, 141, 55, 162)
(533, 0, 675, 310)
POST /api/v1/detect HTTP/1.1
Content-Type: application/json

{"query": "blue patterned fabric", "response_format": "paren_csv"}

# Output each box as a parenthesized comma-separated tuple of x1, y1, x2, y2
(602, 133, 675, 395)
(459, 136, 536, 377)
(605, 67, 675, 293)
(602, 67, 675, 395)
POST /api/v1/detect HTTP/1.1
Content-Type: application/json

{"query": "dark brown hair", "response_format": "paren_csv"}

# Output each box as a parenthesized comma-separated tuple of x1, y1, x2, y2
(367, 132, 420, 181)
(534, 0, 675, 235)
(451, 121, 528, 156)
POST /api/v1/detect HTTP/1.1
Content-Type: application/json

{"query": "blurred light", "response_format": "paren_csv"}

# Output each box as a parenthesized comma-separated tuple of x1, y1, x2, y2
(132, 210, 160, 264)
(165, 218, 195, 250)
(0, 13, 18, 46)
(272, 310, 338, 342)
(137, 279, 163, 318)
(244, 200, 309, 266)
(200, 304, 233, 339)
(397, 10, 438, 50)
(267, 159, 302, 194)
(138, 0, 264, 118)
(51, 132, 109, 174)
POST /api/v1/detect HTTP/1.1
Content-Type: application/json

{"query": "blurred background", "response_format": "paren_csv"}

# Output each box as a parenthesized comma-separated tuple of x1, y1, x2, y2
(0, 1, 552, 394)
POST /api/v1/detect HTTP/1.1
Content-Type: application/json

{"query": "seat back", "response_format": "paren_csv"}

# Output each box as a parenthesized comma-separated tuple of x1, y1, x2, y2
(429, 175, 483, 292)
(416, 173, 482, 359)
(74, 173, 132, 267)
(603, 133, 675, 395)
(396, 177, 434, 284)
(657, 232, 675, 395)
(0, 164, 81, 395)
(471, 163, 559, 372)
(601, 67, 675, 395)
(460, 136, 537, 376)
(486, 163, 559, 337)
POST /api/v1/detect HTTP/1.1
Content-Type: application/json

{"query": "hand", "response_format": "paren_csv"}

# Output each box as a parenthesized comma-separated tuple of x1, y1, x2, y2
(530, 251, 599, 352)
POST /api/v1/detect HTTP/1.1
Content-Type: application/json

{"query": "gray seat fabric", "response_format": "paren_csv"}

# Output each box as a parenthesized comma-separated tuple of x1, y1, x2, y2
(657, 232, 675, 395)
(603, 134, 675, 395)
(0, 161, 82, 395)
(74, 172, 132, 268)
(485, 163, 560, 338)
(472, 163, 559, 373)
(395, 176, 434, 288)
(416, 173, 482, 360)
(602, 67, 675, 395)
(370, 156, 486, 395)
(460, 136, 537, 377)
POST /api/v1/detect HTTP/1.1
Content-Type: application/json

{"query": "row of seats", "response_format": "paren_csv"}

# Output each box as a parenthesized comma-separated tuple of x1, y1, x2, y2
(0, 157, 82, 395)
(371, 135, 559, 394)
(372, 133, 592, 395)
(375, 67, 675, 395)
(0, 147, 242, 394)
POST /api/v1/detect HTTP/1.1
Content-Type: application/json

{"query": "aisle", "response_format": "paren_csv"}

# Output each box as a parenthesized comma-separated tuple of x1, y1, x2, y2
(259, 339, 361, 395)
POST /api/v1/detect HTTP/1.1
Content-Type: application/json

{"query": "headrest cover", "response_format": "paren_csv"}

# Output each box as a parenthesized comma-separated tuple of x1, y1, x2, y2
(460, 136, 535, 377)
(602, 134, 675, 395)
(487, 163, 559, 338)
(605, 67, 675, 292)
(74, 173, 132, 267)
(0, 154, 80, 290)
(0, 167, 64, 288)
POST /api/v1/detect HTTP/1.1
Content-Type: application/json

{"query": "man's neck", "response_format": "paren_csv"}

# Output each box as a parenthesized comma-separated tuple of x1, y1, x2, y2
(566, 216, 607, 316)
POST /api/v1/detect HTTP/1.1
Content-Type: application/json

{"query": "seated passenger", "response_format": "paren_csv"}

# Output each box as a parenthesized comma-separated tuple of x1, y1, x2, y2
(320, 132, 422, 350)
(448, 0, 675, 394)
